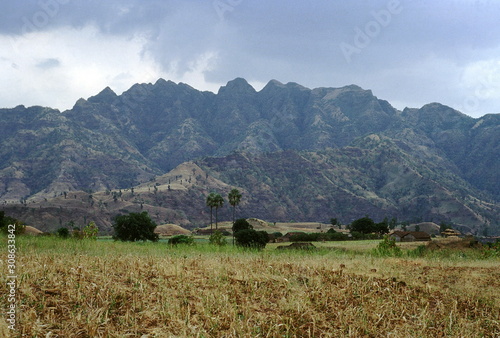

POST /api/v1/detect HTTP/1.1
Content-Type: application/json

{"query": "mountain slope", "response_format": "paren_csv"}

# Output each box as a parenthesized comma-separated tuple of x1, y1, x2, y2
(0, 78, 498, 233)
(4, 146, 497, 235)
(197, 139, 497, 231)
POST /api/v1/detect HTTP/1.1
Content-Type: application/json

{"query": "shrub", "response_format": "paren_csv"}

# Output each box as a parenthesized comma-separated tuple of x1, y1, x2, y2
(0, 211, 25, 235)
(288, 232, 308, 241)
(289, 231, 349, 242)
(272, 232, 283, 238)
(350, 231, 379, 240)
(234, 229, 267, 249)
(72, 229, 84, 239)
(326, 232, 349, 241)
(408, 245, 427, 258)
(372, 235, 402, 257)
(483, 240, 500, 258)
(209, 230, 227, 246)
(56, 227, 70, 238)
(168, 235, 194, 245)
(350, 231, 365, 240)
(83, 221, 98, 239)
(259, 231, 269, 243)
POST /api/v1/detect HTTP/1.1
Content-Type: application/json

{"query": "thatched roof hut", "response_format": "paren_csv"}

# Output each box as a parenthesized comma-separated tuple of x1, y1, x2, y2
(441, 229, 461, 237)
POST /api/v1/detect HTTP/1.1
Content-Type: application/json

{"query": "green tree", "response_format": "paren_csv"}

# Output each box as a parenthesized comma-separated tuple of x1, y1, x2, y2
(375, 218, 389, 235)
(112, 211, 158, 242)
(228, 189, 242, 225)
(401, 221, 409, 231)
(232, 218, 252, 233)
(388, 217, 397, 230)
(350, 216, 376, 234)
(234, 229, 268, 249)
(232, 218, 251, 246)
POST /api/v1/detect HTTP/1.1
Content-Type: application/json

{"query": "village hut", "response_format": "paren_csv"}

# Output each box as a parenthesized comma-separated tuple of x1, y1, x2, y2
(441, 228, 461, 238)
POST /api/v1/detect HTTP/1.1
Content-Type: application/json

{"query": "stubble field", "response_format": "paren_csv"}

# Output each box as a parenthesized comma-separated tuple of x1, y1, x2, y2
(1, 236, 499, 337)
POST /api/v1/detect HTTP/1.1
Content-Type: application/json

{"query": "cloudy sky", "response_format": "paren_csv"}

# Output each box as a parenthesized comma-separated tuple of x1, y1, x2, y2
(1, 0, 499, 118)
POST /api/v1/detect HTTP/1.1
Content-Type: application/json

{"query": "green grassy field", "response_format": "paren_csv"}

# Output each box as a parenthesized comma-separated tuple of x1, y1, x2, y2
(1, 235, 499, 337)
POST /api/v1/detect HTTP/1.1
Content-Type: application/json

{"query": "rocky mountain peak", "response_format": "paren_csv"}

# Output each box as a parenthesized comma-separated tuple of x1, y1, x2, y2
(218, 78, 256, 95)
(88, 86, 117, 104)
(1, 78, 498, 234)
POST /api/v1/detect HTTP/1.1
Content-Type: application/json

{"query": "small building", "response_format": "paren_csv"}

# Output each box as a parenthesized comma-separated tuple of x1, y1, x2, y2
(402, 231, 431, 242)
(389, 231, 409, 242)
(389, 231, 431, 242)
(441, 228, 461, 237)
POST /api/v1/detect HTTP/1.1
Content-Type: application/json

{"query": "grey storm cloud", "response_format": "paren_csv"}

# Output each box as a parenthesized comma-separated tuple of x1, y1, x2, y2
(0, 0, 499, 116)
(2, 1, 499, 67)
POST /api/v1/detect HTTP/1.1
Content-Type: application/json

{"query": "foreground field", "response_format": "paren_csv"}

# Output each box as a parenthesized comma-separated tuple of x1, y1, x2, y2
(1, 237, 499, 337)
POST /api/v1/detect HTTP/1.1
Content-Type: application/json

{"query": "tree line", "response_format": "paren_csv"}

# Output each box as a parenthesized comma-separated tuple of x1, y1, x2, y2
(205, 189, 242, 230)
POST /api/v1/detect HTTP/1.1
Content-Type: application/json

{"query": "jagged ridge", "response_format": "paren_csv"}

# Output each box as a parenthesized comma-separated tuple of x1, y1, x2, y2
(0, 78, 498, 233)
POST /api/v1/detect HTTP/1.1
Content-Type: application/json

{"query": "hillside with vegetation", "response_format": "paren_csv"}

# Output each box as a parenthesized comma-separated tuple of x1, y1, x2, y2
(0, 78, 498, 234)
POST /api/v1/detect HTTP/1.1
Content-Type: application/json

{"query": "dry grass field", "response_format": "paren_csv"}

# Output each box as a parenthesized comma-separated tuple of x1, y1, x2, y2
(1, 236, 499, 337)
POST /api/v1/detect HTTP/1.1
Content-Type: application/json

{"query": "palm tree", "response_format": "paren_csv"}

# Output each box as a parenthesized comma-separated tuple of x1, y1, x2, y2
(213, 194, 224, 230)
(228, 189, 242, 225)
(206, 192, 217, 230)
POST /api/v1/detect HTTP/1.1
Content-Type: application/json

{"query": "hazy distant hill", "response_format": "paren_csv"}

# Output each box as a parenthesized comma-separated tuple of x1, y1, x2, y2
(1, 78, 498, 234)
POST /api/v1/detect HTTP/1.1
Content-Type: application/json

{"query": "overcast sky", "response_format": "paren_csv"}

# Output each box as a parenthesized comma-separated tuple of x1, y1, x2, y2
(1, 0, 499, 118)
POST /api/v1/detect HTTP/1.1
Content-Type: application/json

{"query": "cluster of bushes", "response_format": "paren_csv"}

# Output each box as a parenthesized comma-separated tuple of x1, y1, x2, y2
(480, 240, 500, 258)
(232, 219, 268, 249)
(289, 230, 349, 242)
(288, 228, 384, 242)
(168, 234, 194, 245)
(160, 218, 272, 249)
(349, 231, 382, 240)
(0, 211, 25, 235)
(350, 216, 389, 235)
(56, 221, 99, 239)
(209, 231, 227, 246)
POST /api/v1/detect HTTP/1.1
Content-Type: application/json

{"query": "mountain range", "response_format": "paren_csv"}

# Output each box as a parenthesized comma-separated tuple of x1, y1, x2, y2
(1, 78, 498, 234)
